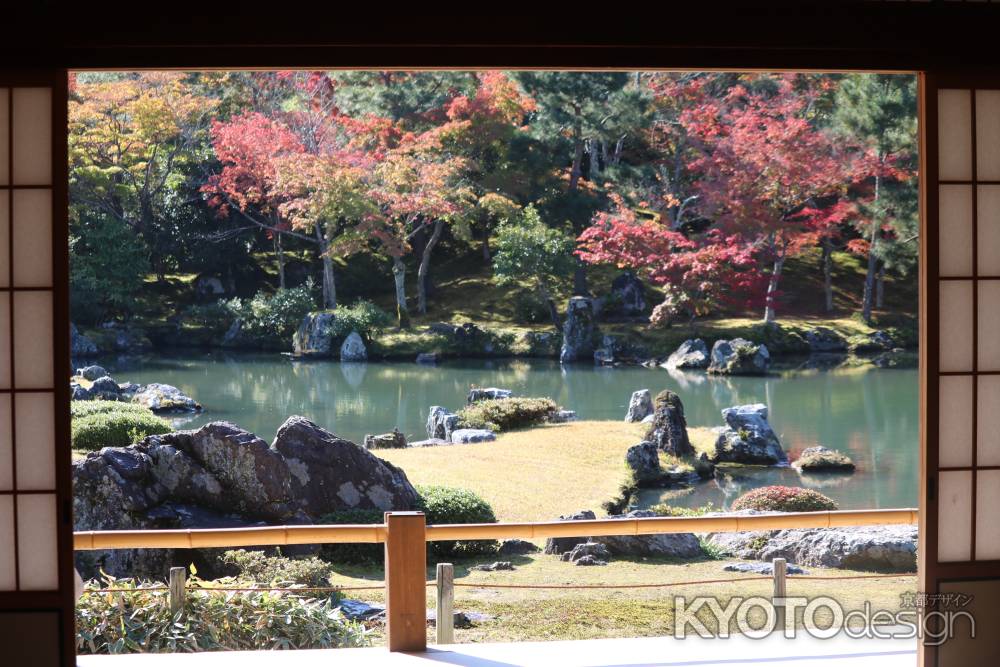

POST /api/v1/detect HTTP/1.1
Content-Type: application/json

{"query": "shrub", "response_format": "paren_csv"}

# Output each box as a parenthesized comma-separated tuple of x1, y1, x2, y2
(322, 300, 392, 345)
(224, 282, 316, 347)
(731, 486, 839, 513)
(649, 502, 716, 518)
(180, 302, 233, 335)
(417, 485, 499, 558)
(316, 509, 384, 564)
(219, 550, 333, 587)
(456, 397, 558, 433)
(75, 575, 367, 654)
(71, 402, 172, 451)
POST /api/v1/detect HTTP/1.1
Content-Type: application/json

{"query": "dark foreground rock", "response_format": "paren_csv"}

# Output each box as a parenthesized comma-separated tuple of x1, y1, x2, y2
(73, 417, 419, 579)
(543, 510, 597, 555)
(592, 510, 703, 559)
(713, 404, 787, 465)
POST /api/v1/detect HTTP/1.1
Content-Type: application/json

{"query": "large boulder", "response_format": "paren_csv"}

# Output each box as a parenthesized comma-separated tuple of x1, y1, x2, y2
(364, 429, 407, 450)
(624, 389, 653, 422)
(804, 327, 847, 353)
(662, 339, 710, 371)
(132, 383, 202, 413)
(646, 390, 693, 457)
(561, 541, 611, 565)
(467, 387, 513, 404)
(706, 523, 916, 572)
(73, 417, 420, 579)
(707, 338, 770, 375)
(714, 404, 787, 465)
(626, 441, 661, 484)
(559, 297, 597, 364)
(70, 323, 99, 358)
(592, 510, 704, 559)
(792, 446, 855, 473)
(339, 330, 368, 362)
(543, 509, 596, 555)
(77, 365, 109, 382)
(90, 376, 124, 401)
(426, 406, 460, 440)
(292, 312, 338, 358)
(610, 271, 646, 316)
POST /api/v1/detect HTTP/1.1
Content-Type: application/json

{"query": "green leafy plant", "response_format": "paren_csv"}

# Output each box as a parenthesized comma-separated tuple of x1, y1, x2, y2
(71, 401, 172, 451)
(219, 550, 332, 587)
(731, 485, 839, 512)
(319, 299, 392, 345)
(649, 502, 716, 518)
(417, 485, 498, 558)
(456, 397, 558, 433)
(224, 281, 316, 347)
(75, 574, 367, 654)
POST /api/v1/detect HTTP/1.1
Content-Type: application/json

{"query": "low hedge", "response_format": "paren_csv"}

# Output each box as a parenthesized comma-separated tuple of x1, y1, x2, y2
(731, 485, 839, 512)
(417, 485, 498, 558)
(219, 550, 332, 587)
(456, 397, 557, 433)
(71, 401, 172, 451)
(75, 575, 366, 654)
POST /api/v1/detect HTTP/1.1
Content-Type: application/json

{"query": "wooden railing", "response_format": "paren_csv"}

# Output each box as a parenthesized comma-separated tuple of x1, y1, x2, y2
(73, 507, 918, 652)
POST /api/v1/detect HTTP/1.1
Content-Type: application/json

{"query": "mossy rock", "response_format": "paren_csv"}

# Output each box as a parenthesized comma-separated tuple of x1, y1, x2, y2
(792, 446, 856, 473)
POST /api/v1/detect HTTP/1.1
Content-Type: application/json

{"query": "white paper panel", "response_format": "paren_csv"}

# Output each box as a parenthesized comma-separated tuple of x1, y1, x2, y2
(0, 396, 11, 491)
(978, 185, 1000, 275)
(0, 293, 9, 390)
(0, 191, 8, 289)
(980, 281, 1000, 370)
(978, 90, 1000, 182)
(12, 88, 51, 186)
(13, 291, 52, 389)
(14, 393, 54, 491)
(12, 190, 51, 287)
(0, 89, 8, 185)
(940, 375, 974, 468)
(0, 496, 15, 590)
(939, 281, 974, 372)
(939, 185, 974, 276)
(976, 470, 1000, 560)
(979, 376, 1000, 467)
(16, 493, 57, 590)
(939, 470, 973, 562)
(939, 89, 973, 182)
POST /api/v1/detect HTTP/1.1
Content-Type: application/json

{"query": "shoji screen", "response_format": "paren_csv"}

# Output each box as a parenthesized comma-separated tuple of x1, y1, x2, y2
(924, 76, 1000, 665)
(0, 73, 73, 667)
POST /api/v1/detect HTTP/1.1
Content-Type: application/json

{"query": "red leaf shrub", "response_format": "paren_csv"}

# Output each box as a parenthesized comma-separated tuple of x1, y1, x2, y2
(731, 485, 838, 513)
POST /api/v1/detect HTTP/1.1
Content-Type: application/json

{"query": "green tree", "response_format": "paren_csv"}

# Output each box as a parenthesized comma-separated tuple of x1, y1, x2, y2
(70, 213, 150, 324)
(493, 205, 575, 331)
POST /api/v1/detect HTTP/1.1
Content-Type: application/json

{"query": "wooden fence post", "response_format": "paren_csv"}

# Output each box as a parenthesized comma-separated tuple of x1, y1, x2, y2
(168, 566, 186, 617)
(772, 557, 787, 634)
(435, 562, 454, 645)
(385, 511, 427, 652)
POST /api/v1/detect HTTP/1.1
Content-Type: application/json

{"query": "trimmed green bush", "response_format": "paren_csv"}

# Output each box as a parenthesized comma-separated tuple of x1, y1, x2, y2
(417, 485, 499, 558)
(731, 485, 839, 513)
(456, 397, 558, 433)
(323, 300, 392, 345)
(219, 550, 332, 587)
(224, 282, 316, 347)
(316, 509, 384, 564)
(75, 575, 366, 654)
(71, 401, 171, 451)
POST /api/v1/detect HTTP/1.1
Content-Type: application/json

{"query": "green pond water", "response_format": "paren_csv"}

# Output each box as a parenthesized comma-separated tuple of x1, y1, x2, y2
(102, 353, 918, 512)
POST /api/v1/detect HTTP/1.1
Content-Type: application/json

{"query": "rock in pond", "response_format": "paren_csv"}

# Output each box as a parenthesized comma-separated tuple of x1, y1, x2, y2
(451, 428, 496, 444)
(363, 428, 407, 450)
(339, 330, 367, 362)
(662, 339, 710, 371)
(426, 406, 459, 440)
(415, 352, 440, 364)
(647, 390, 693, 457)
(90, 376, 124, 401)
(467, 387, 513, 404)
(132, 383, 202, 413)
(707, 338, 770, 375)
(792, 446, 855, 473)
(872, 348, 917, 369)
(77, 365, 110, 381)
(71, 323, 99, 358)
(714, 404, 787, 465)
(73, 417, 420, 579)
(549, 409, 577, 423)
(624, 389, 653, 423)
(292, 312, 338, 358)
(559, 296, 597, 364)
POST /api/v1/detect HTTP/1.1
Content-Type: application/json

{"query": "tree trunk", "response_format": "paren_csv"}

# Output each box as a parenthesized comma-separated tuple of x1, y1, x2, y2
(274, 232, 286, 290)
(861, 174, 881, 324)
(568, 137, 584, 191)
(392, 257, 410, 329)
(539, 283, 562, 332)
(417, 220, 444, 315)
(821, 240, 834, 313)
(573, 261, 589, 296)
(316, 225, 336, 309)
(482, 229, 491, 262)
(764, 254, 785, 324)
(876, 262, 885, 309)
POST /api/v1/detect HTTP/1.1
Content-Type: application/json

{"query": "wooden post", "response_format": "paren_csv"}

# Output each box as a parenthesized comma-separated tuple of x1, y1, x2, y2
(772, 557, 787, 634)
(435, 562, 454, 645)
(385, 511, 427, 652)
(168, 566, 186, 617)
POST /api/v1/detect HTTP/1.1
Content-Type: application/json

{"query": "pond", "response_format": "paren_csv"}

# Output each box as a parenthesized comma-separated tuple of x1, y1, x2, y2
(101, 352, 919, 512)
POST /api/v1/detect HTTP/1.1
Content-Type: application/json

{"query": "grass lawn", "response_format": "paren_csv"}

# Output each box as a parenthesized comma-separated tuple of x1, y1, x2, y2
(325, 550, 917, 644)
(377, 421, 647, 522)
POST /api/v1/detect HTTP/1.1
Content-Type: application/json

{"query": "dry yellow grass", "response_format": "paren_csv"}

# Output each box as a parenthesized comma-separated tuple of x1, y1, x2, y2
(377, 421, 644, 522)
